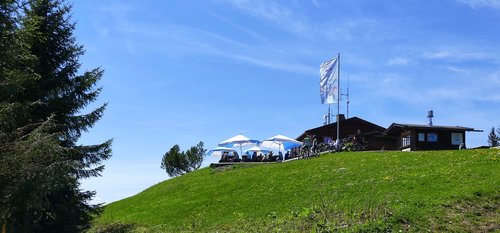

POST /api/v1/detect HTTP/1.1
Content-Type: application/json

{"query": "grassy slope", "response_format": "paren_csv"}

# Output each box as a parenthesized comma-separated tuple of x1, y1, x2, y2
(93, 150, 499, 232)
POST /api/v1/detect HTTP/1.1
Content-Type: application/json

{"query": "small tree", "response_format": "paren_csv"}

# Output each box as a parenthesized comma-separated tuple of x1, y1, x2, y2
(161, 145, 188, 177)
(487, 127, 498, 147)
(161, 142, 206, 177)
(185, 141, 207, 171)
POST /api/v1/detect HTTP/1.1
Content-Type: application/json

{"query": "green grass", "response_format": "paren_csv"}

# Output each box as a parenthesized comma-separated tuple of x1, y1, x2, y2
(91, 149, 499, 232)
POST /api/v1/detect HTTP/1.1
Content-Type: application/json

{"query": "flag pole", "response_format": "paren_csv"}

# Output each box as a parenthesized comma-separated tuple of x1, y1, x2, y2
(337, 53, 340, 141)
(328, 104, 331, 124)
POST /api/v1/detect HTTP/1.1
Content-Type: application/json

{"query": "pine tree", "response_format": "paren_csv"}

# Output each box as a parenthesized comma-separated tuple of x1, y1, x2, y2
(497, 126, 500, 143)
(161, 142, 207, 177)
(0, 0, 112, 231)
(22, 0, 112, 176)
(185, 141, 207, 171)
(488, 127, 498, 147)
(0, 0, 39, 126)
(161, 145, 188, 177)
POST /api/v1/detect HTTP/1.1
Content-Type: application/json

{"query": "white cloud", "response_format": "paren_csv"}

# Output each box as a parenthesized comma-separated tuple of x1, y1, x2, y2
(223, 0, 309, 35)
(209, 12, 269, 43)
(224, 0, 290, 20)
(386, 57, 408, 66)
(319, 19, 382, 41)
(222, 0, 382, 41)
(445, 66, 469, 74)
(423, 48, 492, 61)
(98, 4, 135, 16)
(227, 54, 316, 74)
(108, 21, 316, 75)
(456, 0, 500, 9)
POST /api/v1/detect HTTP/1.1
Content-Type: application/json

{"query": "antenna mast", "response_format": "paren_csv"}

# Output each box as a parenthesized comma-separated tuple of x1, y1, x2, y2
(347, 75, 350, 118)
(341, 75, 350, 118)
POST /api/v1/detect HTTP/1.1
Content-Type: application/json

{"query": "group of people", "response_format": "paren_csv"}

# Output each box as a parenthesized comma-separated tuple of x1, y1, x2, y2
(301, 130, 366, 154)
(219, 150, 300, 163)
(218, 131, 367, 163)
(301, 134, 320, 157)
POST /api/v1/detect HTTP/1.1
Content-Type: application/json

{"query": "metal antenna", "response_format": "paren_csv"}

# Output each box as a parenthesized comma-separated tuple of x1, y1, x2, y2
(427, 110, 434, 126)
(341, 75, 350, 118)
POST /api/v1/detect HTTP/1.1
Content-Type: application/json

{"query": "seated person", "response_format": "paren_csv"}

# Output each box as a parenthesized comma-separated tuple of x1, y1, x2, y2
(219, 151, 228, 162)
(284, 151, 290, 160)
(232, 151, 240, 162)
(257, 153, 264, 162)
(227, 151, 235, 162)
(268, 151, 275, 162)
(251, 151, 258, 162)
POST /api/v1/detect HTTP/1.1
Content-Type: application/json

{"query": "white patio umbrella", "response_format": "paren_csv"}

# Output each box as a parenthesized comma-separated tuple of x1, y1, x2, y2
(207, 146, 236, 156)
(260, 134, 303, 154)
(218, 134, 260, 155)
(244, 146, 271, 156)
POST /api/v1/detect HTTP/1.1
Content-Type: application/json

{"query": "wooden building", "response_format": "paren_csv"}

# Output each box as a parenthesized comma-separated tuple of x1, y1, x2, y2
(383, 123, 476, 151)
(296, 115, 394, 151)
(296, 114, 479, 151)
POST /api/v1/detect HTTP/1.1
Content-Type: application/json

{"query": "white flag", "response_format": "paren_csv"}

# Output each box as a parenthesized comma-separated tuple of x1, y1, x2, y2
(319, 57, 338, 104)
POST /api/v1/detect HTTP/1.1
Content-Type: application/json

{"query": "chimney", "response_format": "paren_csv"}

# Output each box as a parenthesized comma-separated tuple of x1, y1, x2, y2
(337, 114, 346, 122)
(427, 110, 434, 126)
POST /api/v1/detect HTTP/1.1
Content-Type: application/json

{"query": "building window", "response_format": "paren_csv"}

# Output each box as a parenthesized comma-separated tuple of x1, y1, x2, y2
(451, 132, 463, 145)
(418, 133, 425, 142)
(402, 135, 411, 147)
(427, 133, 438, 142)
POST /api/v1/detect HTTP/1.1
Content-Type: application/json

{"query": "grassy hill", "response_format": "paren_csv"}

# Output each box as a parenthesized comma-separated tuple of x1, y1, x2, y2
(91, 149, 499, 232)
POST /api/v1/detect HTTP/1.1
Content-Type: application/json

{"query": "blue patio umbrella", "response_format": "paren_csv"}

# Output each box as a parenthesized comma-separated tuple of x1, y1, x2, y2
(218, 134, 260, 155)
(260, 134, 303, 154)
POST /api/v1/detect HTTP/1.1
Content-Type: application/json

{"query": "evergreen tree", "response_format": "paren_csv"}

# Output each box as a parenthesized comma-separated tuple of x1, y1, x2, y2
(488, 126, 498, 147)
(0, 0, 39, 128)
(0, 119, 85, 233)
(161, 142, 206, 177)
(185, 141, 207, 171)
(497, 126, 500, 142)
(161, 145, 188, 177)
(0, 0, 111, 231)
(22, 0, 112, 186)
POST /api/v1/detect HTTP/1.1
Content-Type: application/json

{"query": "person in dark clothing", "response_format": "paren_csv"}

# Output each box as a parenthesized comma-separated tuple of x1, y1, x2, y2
(252, 151, 258, 161)
(284, 151, 290, 160)
(354, 129, 365, 149)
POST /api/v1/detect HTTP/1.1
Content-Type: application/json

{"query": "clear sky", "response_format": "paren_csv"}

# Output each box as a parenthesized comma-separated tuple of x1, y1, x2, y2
(73, 0, 500, 204)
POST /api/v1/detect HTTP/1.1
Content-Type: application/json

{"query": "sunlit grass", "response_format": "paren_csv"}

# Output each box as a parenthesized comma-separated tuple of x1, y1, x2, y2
(91, 149, 499, 232)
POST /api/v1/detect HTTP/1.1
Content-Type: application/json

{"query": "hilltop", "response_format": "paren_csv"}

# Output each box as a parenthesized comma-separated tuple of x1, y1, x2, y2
(90, 149, 499, 232)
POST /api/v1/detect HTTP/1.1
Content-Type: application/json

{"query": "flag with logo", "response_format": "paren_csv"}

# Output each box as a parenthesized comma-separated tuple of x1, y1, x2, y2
(319, 57, 338, 104)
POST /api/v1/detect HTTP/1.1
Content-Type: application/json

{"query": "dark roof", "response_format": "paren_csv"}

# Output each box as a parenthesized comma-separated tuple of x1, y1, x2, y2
(308, 116, 385, 132)
(296, 116, 386, 141)
(384, 123, 477, 136)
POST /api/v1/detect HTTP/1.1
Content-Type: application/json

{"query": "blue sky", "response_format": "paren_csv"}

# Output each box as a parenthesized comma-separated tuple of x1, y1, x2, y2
(73, 0, 500, 204)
